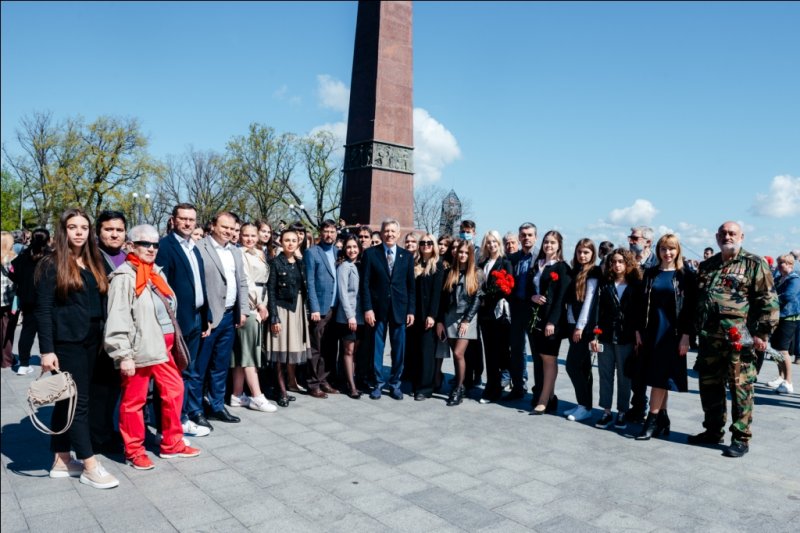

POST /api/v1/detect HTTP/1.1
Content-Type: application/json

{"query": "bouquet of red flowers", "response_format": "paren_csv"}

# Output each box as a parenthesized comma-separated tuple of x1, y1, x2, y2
(486, 269, 514, 298)
(726, 325, 753, 352)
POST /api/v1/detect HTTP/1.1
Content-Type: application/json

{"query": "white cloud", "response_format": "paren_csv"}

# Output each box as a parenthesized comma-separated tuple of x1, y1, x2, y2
(316, 74, 350, 113)
(309, 121, 347, 161)
(751, 175, 800, 218)
(310, 75, 461, 185)
(608, 199, 659, 226)
(273, 84, 301, 105)
(412, 108, 461, 185)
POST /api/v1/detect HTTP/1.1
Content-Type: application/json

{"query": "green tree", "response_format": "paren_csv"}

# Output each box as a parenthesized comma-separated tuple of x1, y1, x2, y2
(285, 130, 342, 228)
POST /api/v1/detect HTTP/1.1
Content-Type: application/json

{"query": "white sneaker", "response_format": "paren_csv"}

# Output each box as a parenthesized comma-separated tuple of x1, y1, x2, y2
(49, 458, 84, 478)
(79, 461, 119, 489)
(16, 366, 33, 375)
(568, 405, 592, 422)
(248, 394, 277, 413)
(767, 377, 785, 389)
(564, 406, 579, 417)
(230, 393, 250, 408)
(777, 382, 794, 394)
(181, 420, 211, 437)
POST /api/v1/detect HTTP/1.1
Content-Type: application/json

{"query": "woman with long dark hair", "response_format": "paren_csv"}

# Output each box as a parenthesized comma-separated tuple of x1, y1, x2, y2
(564, 238, 602, 422)
(528, 230, 571, 415)
(256, 219, 276, 259)
(10, 228, 51, 374)
(35, 208, 118, 489)
(436, 241, 483, 406)
(336, 234, 365, 398)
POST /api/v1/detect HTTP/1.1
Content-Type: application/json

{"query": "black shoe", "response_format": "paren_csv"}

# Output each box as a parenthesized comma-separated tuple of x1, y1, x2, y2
(545, 395, 558, 414)
(502, 388, 526, 402)
(447, 386, 464, 406)
(687, 430, 725, 445)
(276, 395, 290, 407)
(723, 441, 749, 458)
(414, 393, 427, 401)
(653, 410, 671, 438)
(614, 412, 628, 429)
(627, 410, 646, 425)
(635, 413, 658, 441)
(595, 412, 614, 429)
(190, 413, 214, 431)
(207, 407, 241, 423)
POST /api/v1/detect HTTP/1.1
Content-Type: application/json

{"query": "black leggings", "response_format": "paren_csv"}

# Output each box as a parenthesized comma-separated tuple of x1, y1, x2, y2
(51, 322, 101, 460)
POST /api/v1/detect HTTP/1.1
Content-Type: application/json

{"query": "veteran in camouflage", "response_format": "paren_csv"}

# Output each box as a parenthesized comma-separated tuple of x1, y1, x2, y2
(690, 221, 779, 457)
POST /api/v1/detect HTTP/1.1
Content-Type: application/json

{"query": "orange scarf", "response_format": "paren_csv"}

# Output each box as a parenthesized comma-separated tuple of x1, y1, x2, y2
(126, 253, 174, 298)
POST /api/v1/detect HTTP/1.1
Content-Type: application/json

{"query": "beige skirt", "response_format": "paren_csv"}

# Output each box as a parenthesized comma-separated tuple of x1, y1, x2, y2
(266, 296, 310, 364)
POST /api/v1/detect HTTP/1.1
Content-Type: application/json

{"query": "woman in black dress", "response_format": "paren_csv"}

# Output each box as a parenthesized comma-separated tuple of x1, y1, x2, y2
(635, 234, 695, 440)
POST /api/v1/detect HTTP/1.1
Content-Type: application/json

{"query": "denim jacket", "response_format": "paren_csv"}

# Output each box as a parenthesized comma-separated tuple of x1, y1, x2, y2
(776, 271, 800, 318)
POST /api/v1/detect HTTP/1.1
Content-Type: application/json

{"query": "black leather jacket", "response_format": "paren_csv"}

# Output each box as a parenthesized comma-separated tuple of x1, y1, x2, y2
(438, 268, 484, 324)
(268, 254, 308, 323)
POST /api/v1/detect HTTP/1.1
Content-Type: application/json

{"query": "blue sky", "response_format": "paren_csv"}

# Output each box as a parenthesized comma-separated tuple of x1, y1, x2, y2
(2, 1, 798, 258)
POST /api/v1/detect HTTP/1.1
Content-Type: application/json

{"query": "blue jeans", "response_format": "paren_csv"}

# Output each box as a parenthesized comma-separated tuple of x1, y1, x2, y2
(187, 310, 235, 417)
(179, 313, 203, 422)
(373, 320, 406, 392)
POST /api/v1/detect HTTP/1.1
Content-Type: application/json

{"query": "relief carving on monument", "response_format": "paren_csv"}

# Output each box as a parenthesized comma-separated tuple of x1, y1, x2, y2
(344, 141, 413, 174)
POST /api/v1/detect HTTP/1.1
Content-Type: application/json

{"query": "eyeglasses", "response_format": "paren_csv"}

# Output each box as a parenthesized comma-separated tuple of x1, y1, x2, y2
(419, 240, 434, 246)
(134, 241, 160, 249)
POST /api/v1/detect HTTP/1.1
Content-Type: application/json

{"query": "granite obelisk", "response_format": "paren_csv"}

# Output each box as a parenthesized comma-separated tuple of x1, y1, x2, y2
(340, 0, 414, 229)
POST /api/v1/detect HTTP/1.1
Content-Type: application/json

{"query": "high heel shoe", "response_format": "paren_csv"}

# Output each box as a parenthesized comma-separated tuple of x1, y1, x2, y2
(653, 410, 671, 438)
(635, 412, 658, 440)
(446, 386, 464, 406)
(348, 385, 362, 399)
(530, 405, 547, 415)
(545, 395, 558, 414)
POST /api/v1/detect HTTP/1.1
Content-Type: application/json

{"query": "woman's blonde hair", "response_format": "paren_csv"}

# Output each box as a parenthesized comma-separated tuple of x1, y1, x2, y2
(480, 230, 504, 260)
(655, 234, 684, 270)
(414, 233, 439, 277)
(0, 231, 16, 262)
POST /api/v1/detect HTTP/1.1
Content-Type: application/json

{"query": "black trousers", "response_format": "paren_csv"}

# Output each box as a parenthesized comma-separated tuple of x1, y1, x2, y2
(480, 317, 510, 398)
(17, 307, 38, 366)
(629, 352, 648, 415)
(307, 309, 337, 389)
(407, 322, 436, 396)
(566, 335, 593, 409)
(51, 321, 101, 460)
(89, 347, 121, 449)
(509, 299, 535, 393)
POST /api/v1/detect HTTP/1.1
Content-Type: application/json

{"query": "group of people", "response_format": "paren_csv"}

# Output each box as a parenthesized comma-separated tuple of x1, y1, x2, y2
(0, 206, 795, 491)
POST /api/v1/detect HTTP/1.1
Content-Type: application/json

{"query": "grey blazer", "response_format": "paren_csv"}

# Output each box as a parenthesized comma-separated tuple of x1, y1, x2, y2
(196, 236, 250, 329)
(336, 260, 363, 324)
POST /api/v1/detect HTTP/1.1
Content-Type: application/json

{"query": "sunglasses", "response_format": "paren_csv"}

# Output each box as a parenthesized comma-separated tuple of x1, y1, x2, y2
(134, 241, 160, 249)
(419, 240, 434, 246)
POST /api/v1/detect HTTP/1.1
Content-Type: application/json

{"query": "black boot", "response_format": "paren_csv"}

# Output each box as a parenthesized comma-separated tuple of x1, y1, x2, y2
(635, 412, 658, 440)
(653, 410, 670, 438)
(447, 385, 464, 406)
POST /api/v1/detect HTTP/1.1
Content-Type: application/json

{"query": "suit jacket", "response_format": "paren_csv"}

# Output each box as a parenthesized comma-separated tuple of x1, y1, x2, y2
(155, 232, 210, 333)
(336, 260, 363, 324)
(360, 244, 416, 324)
(195, 236, 249, 329)
(526, 259, 572, 335)
(35, 260, 107, 353)
(305, 244, 337, 315)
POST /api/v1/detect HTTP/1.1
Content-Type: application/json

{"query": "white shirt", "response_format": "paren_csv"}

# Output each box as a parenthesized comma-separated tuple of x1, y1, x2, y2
(211, 238, 238, 308)
(482, 258, 497, 277)
(173, 232, 204, 309)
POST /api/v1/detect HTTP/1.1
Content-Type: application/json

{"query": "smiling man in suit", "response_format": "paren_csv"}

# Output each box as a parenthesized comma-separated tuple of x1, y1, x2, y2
(156, 203, 212, 437)
(361, 218, 416, 400)
(192, 212, 250, 426)
(305, 219, 341, 397)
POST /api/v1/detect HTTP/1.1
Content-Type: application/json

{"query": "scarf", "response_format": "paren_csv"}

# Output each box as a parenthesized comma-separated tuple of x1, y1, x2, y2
(126, 253, 174, 298)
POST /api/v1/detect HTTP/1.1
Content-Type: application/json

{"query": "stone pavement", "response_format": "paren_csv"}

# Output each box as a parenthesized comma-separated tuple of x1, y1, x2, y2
(2, 343, 799, 533)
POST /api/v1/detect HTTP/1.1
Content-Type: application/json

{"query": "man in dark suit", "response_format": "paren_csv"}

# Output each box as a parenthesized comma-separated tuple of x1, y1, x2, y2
(361, 218, 416, 400)
(305, 219, 341, 397)
(503, 222, 538, 402)
(155, 203, 212, 437)
(193, 212, 250, 425)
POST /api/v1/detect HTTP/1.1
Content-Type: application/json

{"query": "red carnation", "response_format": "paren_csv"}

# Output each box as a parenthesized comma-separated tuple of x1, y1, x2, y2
(550, 272, 559, 281)
(733, 342, 742, 351)
(593, 327, 603, 336)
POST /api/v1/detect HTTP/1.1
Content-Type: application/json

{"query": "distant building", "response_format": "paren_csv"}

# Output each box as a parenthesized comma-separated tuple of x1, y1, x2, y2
(439, 189, 462, 237)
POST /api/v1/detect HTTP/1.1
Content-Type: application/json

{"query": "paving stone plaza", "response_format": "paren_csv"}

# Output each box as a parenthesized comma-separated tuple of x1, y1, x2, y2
(2, 336, 798, 532)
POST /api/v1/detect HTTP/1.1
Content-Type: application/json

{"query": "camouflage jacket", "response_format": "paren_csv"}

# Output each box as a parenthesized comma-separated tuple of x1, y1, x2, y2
(695, 248, 778, 339)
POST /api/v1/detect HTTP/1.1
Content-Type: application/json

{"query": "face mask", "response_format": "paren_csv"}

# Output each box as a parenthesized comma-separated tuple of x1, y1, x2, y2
(460, 232, 473, 242)
(629, 243, 644, 254)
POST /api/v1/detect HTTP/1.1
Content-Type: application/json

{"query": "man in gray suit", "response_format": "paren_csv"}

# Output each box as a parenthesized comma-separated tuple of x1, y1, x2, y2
(189, 212, 250, 428)
(305, 219, 340, 398)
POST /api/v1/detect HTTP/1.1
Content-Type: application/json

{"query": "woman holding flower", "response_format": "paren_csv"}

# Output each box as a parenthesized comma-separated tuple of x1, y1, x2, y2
(528, 230, 571, 415)
(590, 249, 642, 430)
(635, 234, 695, 439)
(477, 230, 513, 403)
(564, 238, 602, 422)
(436, 241, 484, 406)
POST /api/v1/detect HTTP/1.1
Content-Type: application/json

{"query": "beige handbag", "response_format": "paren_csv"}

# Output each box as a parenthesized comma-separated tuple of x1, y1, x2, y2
(26, 370, 77, 435)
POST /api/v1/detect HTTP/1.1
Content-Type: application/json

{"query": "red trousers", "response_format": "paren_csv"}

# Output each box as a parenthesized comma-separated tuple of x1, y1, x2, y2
(119, 334, 184, 458)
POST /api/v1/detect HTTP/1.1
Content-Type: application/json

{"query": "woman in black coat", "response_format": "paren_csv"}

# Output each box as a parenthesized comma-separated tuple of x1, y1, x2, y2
(477, 230, 513, 403)
(36, 209, 118, 489)
(408, 233, 444, 400)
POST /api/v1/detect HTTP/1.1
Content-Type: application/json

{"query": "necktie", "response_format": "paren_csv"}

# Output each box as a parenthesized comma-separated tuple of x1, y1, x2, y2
(387, 248, 394, 275)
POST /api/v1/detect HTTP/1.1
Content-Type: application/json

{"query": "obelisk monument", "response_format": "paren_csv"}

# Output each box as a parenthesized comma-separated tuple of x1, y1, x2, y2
(340, 0, 414, 229)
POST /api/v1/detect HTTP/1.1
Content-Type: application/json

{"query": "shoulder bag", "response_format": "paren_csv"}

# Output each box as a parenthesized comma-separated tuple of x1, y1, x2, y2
(26, 370, 77, 435)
